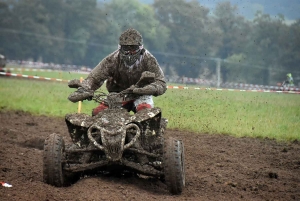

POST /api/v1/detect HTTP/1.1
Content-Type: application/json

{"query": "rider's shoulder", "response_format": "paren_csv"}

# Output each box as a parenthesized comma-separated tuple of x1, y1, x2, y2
(142, 49, 159, 65)
(143, 49, 155, 58)
(104, 50, 119, 62)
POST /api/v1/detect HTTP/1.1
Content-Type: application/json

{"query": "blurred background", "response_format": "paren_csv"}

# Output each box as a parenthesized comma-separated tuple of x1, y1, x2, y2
(0, 0, 299, 87)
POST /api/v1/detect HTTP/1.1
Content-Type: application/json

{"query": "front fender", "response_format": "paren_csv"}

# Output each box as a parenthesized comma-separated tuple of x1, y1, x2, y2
(65, 113, 95, 146)
(127, 107, 161, 123)
(65, 113, 94, 128)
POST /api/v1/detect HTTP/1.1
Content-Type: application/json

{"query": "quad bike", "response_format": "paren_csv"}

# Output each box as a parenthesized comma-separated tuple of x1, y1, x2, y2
(43, 71, 185, 195)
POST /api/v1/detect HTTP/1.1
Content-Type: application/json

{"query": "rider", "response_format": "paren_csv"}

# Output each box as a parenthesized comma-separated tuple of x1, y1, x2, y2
(68, 28, 167, 116)
(283, 73, 294, 87)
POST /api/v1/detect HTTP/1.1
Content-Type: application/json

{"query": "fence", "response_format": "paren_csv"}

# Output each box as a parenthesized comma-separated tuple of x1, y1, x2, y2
(2, 59, 300, 93)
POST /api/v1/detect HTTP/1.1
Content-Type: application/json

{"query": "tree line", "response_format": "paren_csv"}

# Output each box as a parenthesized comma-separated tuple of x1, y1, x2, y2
(0, 0, 299, 85)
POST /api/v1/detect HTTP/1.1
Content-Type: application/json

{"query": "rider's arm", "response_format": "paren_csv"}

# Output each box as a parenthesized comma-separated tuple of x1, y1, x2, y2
(133, 51, 167, 96)
(68, 52, 116, 103)
(81, 51, 117, 91)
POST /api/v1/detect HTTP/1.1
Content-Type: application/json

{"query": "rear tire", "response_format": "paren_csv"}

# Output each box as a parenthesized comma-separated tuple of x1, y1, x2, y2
(163, 137, 185, 194)
(43, 133, 67, 187)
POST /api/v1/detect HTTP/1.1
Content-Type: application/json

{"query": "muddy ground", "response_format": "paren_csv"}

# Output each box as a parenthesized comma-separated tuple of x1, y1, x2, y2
(0, 110, 299, 201)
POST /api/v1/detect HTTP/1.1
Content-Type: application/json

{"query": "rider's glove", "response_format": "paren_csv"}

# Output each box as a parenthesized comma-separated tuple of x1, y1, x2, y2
(132, 84, 157, 96)
(68, 87, 94, 103)
(68, 79, 82, 88)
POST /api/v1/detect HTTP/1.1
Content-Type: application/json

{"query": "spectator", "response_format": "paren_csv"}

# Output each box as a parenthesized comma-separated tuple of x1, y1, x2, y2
(282, 73, 294, 87)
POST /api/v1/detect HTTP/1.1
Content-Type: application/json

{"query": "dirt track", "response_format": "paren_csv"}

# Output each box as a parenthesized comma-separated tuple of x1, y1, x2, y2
(0, 110, 299, 201)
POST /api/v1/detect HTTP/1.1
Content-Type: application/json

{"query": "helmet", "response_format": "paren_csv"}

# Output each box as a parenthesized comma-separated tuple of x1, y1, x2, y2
(119, 28, 143, 46)
(287, 73, 292, 77)
(119, 28, 143, 66)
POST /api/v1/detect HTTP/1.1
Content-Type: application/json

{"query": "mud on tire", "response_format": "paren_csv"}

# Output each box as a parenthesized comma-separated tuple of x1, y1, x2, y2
(43, 133, 67, 187)
(163, 137, 185, 195)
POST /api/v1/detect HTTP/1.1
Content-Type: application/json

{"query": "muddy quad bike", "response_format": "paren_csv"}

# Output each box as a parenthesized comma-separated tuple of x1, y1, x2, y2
(43, 71, 185, 195)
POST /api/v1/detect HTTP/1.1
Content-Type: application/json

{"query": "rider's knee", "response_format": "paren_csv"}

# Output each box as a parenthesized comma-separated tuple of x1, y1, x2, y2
(136, 103, 152, 112)
(92, 102, 108, 116)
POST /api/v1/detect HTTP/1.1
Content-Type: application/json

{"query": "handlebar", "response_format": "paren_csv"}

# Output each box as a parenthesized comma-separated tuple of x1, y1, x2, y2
(68, 71, 156, 106)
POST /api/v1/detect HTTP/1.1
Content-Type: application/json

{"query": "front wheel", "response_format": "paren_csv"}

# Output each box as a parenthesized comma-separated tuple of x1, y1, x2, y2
(43, 133, 67, 187)
(163, 137, 185, 194)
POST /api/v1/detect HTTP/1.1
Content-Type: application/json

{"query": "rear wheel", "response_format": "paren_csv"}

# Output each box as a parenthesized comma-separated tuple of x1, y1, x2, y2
(43, 133, 67, 187)
(163, 137, 185, 194)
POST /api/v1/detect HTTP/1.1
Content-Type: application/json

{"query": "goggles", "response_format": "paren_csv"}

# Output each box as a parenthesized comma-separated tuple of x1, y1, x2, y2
(119, 45, 143, 55)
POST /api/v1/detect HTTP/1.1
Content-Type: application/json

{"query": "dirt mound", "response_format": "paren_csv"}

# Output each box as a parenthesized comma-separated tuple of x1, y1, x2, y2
(0, 110, 299, 201)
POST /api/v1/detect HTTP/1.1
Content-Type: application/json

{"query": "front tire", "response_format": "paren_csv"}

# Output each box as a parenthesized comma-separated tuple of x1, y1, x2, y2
(43, 133, 67, 187)
(163, 137, 185, 194)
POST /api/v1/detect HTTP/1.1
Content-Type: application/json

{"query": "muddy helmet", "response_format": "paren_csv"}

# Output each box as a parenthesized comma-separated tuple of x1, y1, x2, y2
(119, 28, 143, 66)
(287, 73, 292, 77)
(119, 28, 143, 46)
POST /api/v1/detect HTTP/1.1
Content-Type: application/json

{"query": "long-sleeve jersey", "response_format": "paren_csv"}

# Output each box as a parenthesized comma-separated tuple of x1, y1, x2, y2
(286, 76, 294, 84)
(81, 49, 167, 96)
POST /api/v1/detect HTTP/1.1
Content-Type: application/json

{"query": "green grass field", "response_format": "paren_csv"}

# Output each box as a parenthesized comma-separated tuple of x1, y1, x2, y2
(1, 73, 299, 141)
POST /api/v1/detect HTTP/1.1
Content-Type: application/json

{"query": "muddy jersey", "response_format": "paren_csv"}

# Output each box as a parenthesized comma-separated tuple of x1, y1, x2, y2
(81, 49, 167, 96)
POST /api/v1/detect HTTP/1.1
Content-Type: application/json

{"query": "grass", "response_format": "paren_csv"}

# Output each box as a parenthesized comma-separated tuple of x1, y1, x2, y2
(159, 89, 300, 141)
(0, 75, 299, 141)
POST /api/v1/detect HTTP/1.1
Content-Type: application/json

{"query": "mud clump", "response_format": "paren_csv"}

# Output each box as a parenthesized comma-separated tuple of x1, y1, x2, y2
(268, 172, 278, 179)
